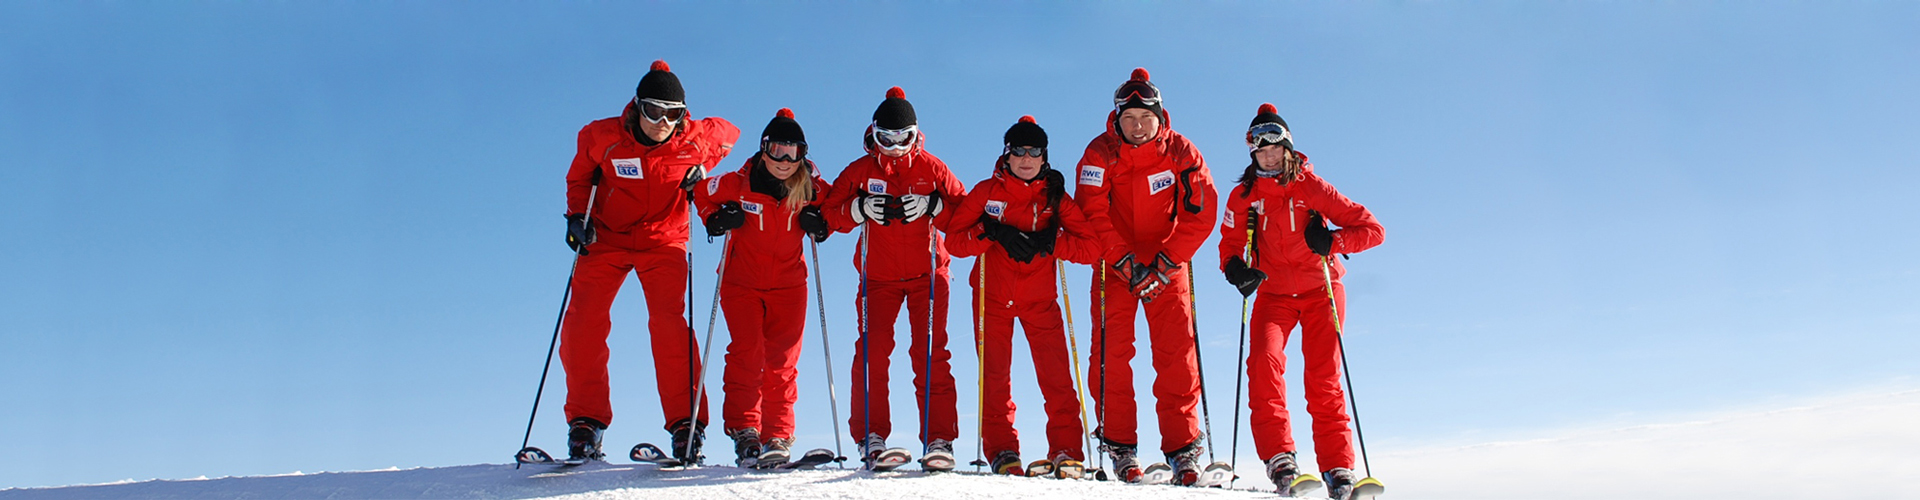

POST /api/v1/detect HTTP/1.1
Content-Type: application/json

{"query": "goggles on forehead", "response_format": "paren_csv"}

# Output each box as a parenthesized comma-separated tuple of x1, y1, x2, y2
(762, 140, 807, 163)
(1112, 81, 1162, 108)
(1246, 122, 1293, 151)
(635, 97, 688, 124)
(872, 124, 918, 151)
(1005, 145, 1045, 158)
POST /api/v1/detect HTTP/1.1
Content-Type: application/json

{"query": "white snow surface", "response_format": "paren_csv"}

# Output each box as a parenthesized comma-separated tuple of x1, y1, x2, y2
(0, 464, 1275, 500)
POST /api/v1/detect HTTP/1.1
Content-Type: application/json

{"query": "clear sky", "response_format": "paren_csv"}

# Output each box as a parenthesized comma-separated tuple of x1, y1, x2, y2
(3, 1, 1917, 491)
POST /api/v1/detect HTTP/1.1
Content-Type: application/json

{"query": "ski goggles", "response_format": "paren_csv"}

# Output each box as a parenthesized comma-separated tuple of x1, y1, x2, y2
(763, 140, 807, 162)
(1112, 81, 1162, 108)
(872, 124, 918, 151)
(635, 97, 688, 124)
(1005, 145, 1045, 158)
(1246, 122, 1293, 151)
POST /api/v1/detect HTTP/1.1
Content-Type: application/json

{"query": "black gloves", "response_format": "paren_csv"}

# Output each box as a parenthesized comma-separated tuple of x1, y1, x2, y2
(566, 213, 595, 255)
(1305, 211, 1333, 257)
(1223, 256, 1267, 298)
(1025, 226, 1056, 257)
(679, 165, 707, 201)
(798, 205, 831, 243)
(978, 217, 1038, 263)
(704, 201, 746, 237)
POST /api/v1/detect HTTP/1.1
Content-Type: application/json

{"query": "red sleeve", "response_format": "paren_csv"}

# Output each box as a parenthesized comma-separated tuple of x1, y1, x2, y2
(1161, 139, 1218, 263)
(929, 155, 968, 232)
(1072, 139, 1129, 264)
(691, 168, 739, 220)
(808, 169, 834, 209)
(694, 117, 740, 169)
(823, 158, 868, 233)
(1299, 169, 1383, 255)
(1217, 187, 1254, 270)
(566, 125, 602, 216)
(1052, 192, 1103, 266)
(942, 179, 994, 258)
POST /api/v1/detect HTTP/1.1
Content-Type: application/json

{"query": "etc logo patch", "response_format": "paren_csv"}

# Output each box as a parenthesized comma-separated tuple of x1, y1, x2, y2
(1148, 170, 1176, 195)
(612, 158, 643, 179)
(984, 200, 1006, 219)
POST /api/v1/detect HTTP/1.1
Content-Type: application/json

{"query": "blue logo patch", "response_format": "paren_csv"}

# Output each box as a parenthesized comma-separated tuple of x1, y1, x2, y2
(612, 158, 644, 179)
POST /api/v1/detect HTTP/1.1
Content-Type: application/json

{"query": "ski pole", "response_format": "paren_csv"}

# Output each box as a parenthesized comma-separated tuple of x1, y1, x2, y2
(923, 217, 937, 455)
(971, 246, 988, 470)
(858, 221, 873, 470)
(1096, 259, 1108, 474)
(1321, 255, 1372, 478)
(808, 239, 848, 467)
(517, 182, 597, 469)
(1187, 261, 1216, 463)
(1058, 264, 1094, 467)
(1231, 215, 1253, 487)
(685, 232, 733, 462)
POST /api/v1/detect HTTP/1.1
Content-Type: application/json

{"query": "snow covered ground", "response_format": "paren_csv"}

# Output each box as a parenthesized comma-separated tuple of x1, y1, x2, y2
(5, 387, 1916, 499)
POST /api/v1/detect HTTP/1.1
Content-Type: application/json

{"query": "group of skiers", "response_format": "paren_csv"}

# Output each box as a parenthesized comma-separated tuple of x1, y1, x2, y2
(546, 60, 1383, 497)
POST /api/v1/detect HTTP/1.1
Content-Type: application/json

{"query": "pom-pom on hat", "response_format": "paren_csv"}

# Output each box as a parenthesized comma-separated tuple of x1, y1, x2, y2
(1003, 115, 1048, 149)
(872, 86, 917, 130)
(636, 60, 685, 104)
(762, 107, 806, 145)
(1113, 67, 1164, 120)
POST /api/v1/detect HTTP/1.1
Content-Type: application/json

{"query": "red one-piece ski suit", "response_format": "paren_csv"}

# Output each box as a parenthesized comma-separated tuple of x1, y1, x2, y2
(1072, 111, 1219, 453)
(562, 101, 739, 430)
(944, 167, 1107, 461)
(693, 157, 834, 440)
(822, 136, 968, 446)
(1215, 154, 1383, 472)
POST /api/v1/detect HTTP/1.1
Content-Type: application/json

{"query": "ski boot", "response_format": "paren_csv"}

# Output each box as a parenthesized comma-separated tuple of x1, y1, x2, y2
(1166, 440, 1205, 486)
(1325, 467, 1358, 500)
(1267, 452, 1322, 497)
(920, 438, 956, 471)
(566, 417, 606, 463)
(988, 450, 1023, 475)
(668, 418, 705, 465)
(727, 427, 762, 468)
(757, 437, 792, 469)
(1100, 441, 1143, 483)
(1050, 452, 1086, 480)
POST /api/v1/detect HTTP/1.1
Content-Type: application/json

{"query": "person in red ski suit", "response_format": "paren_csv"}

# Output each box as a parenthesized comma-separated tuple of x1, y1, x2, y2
(1217, 103, 1383, 498)
(559, 60, 739, 463)
(691, 108, 835, 468)
(820, 87, 968, 468)
(1072, 68, 1219, 484)
(944, 116, 1110, 477)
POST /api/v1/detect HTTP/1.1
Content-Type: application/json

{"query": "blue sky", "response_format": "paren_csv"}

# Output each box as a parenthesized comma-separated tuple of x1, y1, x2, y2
(3, 2, 1917, 490)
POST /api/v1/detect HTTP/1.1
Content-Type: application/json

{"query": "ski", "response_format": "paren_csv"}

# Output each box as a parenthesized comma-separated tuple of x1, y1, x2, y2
(1283, 473, 1324, 498)
(866, 447, 913, 471)
(1139, 462, 1174, 485)
(1349, 477, 1386, 500)
(516, 446, 598, 467)
(776, 448, 839, 470)
(1024, 459, 1054, 478)
(919, 449, 956, 472)
(1193, 461, 1233, 488)
(1053, 461, 1087, 480)
(629, 442, 689, 467)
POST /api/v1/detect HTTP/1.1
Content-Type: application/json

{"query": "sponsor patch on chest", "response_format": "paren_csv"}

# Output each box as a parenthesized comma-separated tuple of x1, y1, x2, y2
(865, 178, 889, 195)
(706, 177, 721, 195)
(1148, 170, 1176, 195)
(742, 201, 763, 215)
(984, 200, 1006, 219)
(1078, 165, 1105, 186)
(612, 158, 644, 179)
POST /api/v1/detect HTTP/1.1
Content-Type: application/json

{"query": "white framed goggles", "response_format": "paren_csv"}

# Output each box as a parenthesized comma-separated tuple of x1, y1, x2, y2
(872, 124, 918, 151)
(763, 140, 807, 162)
(1246, 122, 1293, 151)
(635, 97, 688, 124)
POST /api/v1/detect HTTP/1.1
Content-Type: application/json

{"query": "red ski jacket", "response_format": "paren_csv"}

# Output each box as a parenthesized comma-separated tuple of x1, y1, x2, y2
(822, 133, 967, 281)
(566, 101, 740, 252)
(692, 158, 834, 291)
(1071, 111, 1218, 265)
(944, 169, 1105, 302)
(1217, 154, 1384, 296)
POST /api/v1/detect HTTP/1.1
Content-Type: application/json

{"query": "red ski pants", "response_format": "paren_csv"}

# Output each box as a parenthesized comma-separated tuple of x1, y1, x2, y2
(972, 268, 1087, 461)
(1087, 263, 1203, 453)
(560, 243, 709, 430)
(848, 273, 959, 446)
(1247, 282, 1354, 472)
(719, 282, 808, 440)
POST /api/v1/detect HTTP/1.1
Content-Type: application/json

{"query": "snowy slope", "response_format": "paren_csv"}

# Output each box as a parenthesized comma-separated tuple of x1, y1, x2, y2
(0, 463, 1279, 500)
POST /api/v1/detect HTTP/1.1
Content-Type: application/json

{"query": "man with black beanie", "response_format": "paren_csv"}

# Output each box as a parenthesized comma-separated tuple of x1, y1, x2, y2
(820, 87, 968, 471)
(559, 59, 739, 464)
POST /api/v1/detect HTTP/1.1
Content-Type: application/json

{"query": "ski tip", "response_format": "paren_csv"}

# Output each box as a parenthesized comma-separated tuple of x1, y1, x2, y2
(1354, 477, 1386, 498)
(514, 446, 554, 465)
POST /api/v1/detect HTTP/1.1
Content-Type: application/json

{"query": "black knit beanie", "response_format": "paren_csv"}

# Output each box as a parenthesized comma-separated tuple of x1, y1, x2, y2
(872, 86, 916, 129)
(635, 60, 686, 104)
